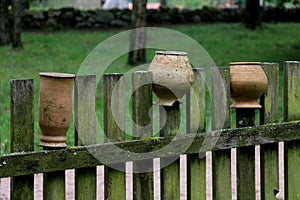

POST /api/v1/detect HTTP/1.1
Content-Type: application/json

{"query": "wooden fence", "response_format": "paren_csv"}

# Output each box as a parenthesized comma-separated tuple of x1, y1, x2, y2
(1, 61, 300, 200)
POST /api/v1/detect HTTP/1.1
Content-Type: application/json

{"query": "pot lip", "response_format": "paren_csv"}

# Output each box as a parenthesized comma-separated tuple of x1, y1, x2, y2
(39, 72, 75, 78)
(155, 51, 187, 56)
(230, 62, 261, 66)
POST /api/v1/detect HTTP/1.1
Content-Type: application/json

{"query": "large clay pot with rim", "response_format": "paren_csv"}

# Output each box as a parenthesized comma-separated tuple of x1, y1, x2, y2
(148, 51, 194, 106)
(230, 62, 268, 108)
(38, 72, 75, 147)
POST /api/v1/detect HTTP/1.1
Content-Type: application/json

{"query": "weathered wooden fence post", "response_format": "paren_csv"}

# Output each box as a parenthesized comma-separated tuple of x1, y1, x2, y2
(211, 67, 231, 199)
(260, 63, 279, 200)
(260, 63, 279, 124)
(43, 150, 66, 198)
(186, 68, 206, 200)
(104, 73, 126, 199)
(235, 108, 256, 200)
(283, 61, 300, 199)
(160, 102, 180, 199)
(10, 79, 34, 200)
(74, 75, 97, 200)
(230, 62, 267, 200)
(131, 71, 154, 200)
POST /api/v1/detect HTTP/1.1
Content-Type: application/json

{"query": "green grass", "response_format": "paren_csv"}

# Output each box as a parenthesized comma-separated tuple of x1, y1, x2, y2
(1, 23, 300, 153)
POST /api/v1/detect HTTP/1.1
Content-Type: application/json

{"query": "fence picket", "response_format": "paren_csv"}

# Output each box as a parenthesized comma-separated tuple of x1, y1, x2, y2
(10, 79, 34, 200)
(283, 61, 300, 199)
(186, 68, 206, 200)
(235, 108, 256, 200)
(104, 73, 126, 199)
(131, 71, 154, 200)
(43, 170, 65, 200)
(260, 63, 279, 200)
(260, 63, 279, 124)
(211, 67, 231, 200)
(74, 75, 97, 200)
(160, 102, 180, 199)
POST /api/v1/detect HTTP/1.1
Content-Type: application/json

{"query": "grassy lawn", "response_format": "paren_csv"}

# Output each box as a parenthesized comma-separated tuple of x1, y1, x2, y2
(0, 23, 300, 152)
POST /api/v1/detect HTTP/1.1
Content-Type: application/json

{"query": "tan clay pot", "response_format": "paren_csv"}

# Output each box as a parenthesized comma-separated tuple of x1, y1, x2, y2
(230, 62, 268, 108)
(38, 72, 75, 147)
(148, 51, 194, 106)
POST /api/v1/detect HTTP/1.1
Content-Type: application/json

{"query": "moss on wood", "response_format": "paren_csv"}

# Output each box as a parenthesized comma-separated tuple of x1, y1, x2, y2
(1, 121, 300, 178)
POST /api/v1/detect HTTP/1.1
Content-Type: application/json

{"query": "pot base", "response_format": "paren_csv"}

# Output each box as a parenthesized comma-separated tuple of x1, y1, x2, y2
(39, 135, 67, 148)
(154, 99, 182, 106)
(230, 98, 262, 108)
(39, 141, 67, 148)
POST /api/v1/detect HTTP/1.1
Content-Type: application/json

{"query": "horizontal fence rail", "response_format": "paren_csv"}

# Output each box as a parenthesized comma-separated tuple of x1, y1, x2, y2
(1, 120, 300, 178)
(1, 60, 300, 200)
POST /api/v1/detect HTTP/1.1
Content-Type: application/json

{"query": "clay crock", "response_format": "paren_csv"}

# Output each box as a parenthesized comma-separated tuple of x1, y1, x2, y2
(230, 62, 268, 108)
(38, 72, 75, 147)
(148, 51, 194, 106)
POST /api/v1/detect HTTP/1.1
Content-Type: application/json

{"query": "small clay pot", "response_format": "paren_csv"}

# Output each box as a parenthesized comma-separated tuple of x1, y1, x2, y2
(38, 72, 75, 147)
(230, 62, 268, 108)
(148, 51, 194, 106)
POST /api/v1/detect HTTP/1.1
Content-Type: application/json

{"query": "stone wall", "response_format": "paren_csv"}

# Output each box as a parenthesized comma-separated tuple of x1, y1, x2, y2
(21, 7, 300, 30)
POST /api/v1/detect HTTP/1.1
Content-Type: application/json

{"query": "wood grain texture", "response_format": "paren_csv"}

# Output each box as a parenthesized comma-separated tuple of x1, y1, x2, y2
(260, 63, 279, 200)
(43, 170, 65, 200)
(10, 79, 34, 200)
(236, 108, 256, 200)
(186, 68, 206, 200)
(103, 73, 126, 200)
(132, 71, 154, 200)
(74, 75, 97, 200)
(260, 63, 279, 124)
(283, 61, 300, 200)
(160, 101, 180, 200)
(211, 67, 231, 200)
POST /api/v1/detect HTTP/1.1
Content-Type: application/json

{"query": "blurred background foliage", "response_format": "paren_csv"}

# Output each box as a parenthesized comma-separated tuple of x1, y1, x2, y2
(26, 0, 300, 10)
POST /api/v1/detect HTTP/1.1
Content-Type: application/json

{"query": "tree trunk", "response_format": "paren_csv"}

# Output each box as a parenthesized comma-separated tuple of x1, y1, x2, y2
(12, 0, 23, 49)
(128, 0, 147, 65)
(243, 0, 262, 30)
(160, 0, 167, 7)
(0, 0, 11, 46)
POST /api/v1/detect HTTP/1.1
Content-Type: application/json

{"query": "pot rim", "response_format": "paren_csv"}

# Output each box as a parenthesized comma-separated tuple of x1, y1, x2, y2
(39, 72, 75, 78)
(230, 62, 261, 66)
(155, 51, 187, 56)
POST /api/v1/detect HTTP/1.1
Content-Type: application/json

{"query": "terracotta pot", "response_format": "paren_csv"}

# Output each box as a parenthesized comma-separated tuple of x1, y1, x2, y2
(230, 62, 268, 108)
(148, 51, 194, 106)
(38, 72, 75, 147)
